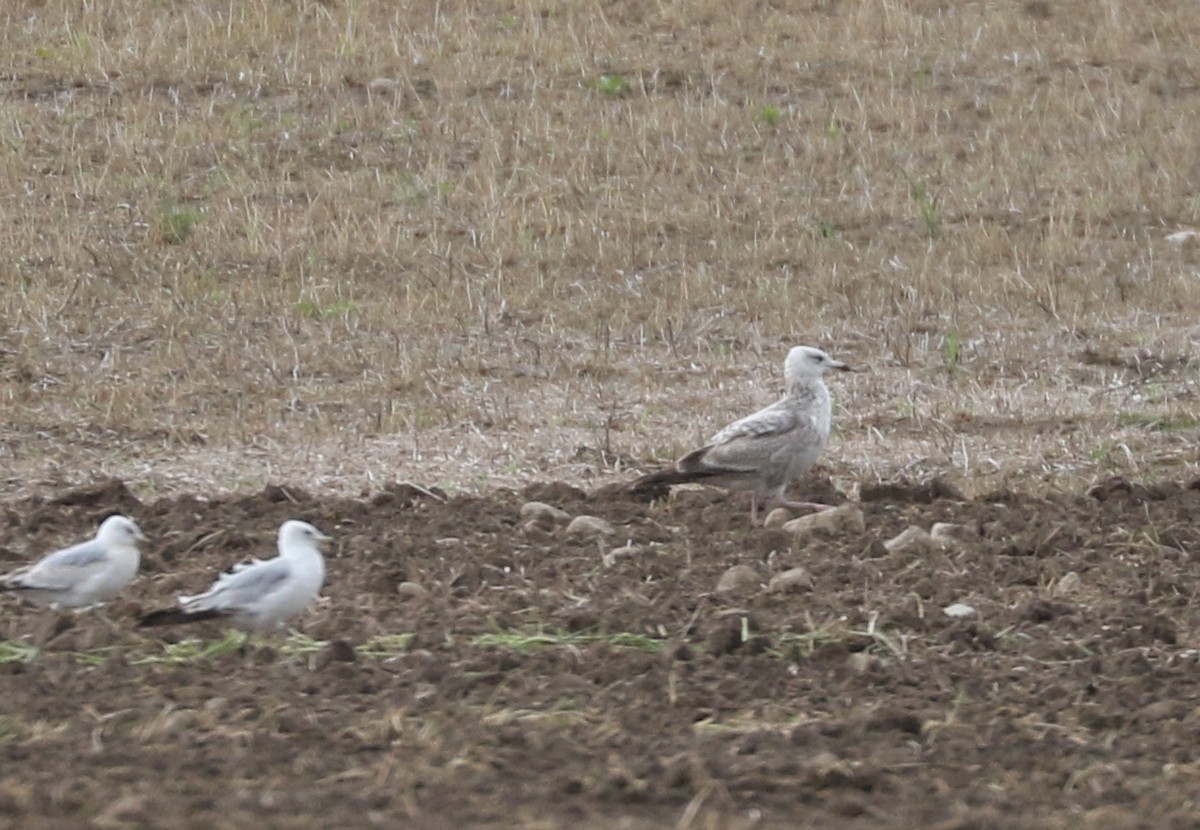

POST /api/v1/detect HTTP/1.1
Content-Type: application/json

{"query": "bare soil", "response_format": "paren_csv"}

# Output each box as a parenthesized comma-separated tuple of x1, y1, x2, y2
(3, 476, 1199, 829)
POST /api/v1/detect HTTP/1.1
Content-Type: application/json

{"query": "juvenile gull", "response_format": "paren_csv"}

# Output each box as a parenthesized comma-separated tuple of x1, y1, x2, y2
(0, 515, 145, 609)
(633, 346, 851, 522)
(139, 520, 329, 633)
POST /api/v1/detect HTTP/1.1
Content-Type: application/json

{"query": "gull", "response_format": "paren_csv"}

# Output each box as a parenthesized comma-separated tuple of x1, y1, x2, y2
(633, 345, 851, 522)
(139, 520, 329, 633)
(0, 515, 146, 609)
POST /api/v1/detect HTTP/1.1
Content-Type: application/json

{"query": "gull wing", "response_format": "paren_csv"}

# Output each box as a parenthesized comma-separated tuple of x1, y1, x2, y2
(695, 403, 818, 474)
(5, 539, 111, 592)
(181, 558, 293, 613)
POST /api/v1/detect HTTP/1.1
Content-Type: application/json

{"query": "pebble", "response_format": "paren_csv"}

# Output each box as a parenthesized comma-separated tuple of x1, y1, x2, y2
(846, 652, 877, 674)
(716, 564, 760, 595)
(942, 602, 977, 619)
(782, 504, 865, 538)
(564, 515, 615, 538)
(602, 543, 640, 567)
(1054, 571, 1083, 596)
(310, 639, 358, 671)
(930, 523, 972, 550)
(520, 501, 570, 524)
(884, 526, 933, 556)
(762, 508, 792, 528)
(396, 581, 430, 598)
(768, 567, 814, 593)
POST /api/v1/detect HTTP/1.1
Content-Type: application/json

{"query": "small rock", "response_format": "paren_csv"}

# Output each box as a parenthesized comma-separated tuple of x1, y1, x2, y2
(846, 652, 877, 674)
(564, 515, 615, 538)
(519, 520, 553, 539)
(704, 612, 759, 655)
(366, 77, 399, 92)
(943, 602, 976, 619)
(1165, 229, 1200, 245)
(520, 501, 570, 525)
(310, 639, 358, 671)
(782, 504, 865, 538)
(930, 523, 971, 550)
(32, 612, 74, 647)
(669, 642, 695, 662)
(762, 508, 792, 528)
(602, 543, 640, 567)
(1054, 571, 1083, 596)
(251, 645, 278, 665)
(883, 526, 933, 556)
(1136, 699, 1182, 721)
(1020, 599, 1072, 622)
(768, 567, 814, 593)
(716, 564, 760, 595)
(1082, 806, 1139, 830)
(396, 581, 430, 599)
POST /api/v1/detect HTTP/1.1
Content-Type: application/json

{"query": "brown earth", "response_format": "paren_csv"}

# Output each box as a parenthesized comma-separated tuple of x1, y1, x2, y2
(3, 476, 1200, 829)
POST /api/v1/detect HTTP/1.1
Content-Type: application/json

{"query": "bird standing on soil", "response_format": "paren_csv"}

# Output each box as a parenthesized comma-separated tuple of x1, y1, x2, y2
(139, 520, 329, 633)
(0, 514, 146, 609)
(632, 345, 851, 523)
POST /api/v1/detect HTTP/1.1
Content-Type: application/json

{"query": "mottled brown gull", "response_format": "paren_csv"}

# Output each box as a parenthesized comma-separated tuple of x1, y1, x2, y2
(633, 346, 851, 522)
(140, 520, 328, 633)
(0, 515, 145, 609)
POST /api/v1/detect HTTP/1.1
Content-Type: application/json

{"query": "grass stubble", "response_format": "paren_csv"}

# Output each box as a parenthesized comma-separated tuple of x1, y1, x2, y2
(0, 0, 1198, 503)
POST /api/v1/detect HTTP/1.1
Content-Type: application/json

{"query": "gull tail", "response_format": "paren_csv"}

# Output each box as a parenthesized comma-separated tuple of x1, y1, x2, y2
(0, 569, 33, 591)
(138, 607, 226, 628)
(630, 447, 723, 493)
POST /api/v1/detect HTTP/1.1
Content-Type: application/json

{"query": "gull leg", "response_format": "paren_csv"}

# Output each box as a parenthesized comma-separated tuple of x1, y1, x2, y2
(750, 493, 759, 524)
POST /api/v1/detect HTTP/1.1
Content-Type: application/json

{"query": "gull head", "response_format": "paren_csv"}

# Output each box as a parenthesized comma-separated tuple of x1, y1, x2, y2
(784, 346, 850, 383)
(97, 514, 146, 546)
(279, 520, 331, 551)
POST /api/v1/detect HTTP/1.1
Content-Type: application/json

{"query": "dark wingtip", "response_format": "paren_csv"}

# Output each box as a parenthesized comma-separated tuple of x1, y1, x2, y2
(138, 608, 224, 628)
(629, 468, 688, 493)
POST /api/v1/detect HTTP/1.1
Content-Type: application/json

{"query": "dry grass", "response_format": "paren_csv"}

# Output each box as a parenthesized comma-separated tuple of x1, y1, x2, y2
(2, 0, 1199, 499)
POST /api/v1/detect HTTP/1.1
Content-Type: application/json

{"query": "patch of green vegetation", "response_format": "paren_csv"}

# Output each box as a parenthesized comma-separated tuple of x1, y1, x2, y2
(132, 630, 249, 665)
(357, 633, 415, 658)
(773, 614, 907, 661)
(942, 329, 961, 372)
(1088, 441, 1118, 464)
(0, 714, 28, 744)
(157, 207, 199, 245)
(473, 629, 664, 654)
(74, 649, 111, 667)
(0, 631, 426, 669)
(773, 623, 855, 661)
(595, 73, 628, 97)
(912, 60, 934, 87)
(908, 179, 941, 238)
(276, 632, 329, 658)
(0, 640, 40, 664)
(296, 300, 359, 319)
(757, 105, 782, 126)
